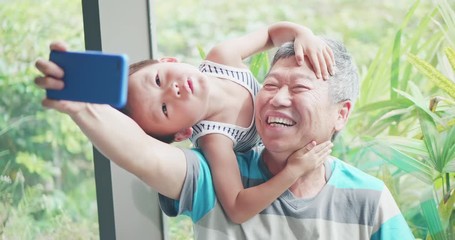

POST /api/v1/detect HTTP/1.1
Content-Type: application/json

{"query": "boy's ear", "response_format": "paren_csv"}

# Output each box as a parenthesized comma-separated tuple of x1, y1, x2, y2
(159, 57, 178, 63)
(174, 127, 193, 142)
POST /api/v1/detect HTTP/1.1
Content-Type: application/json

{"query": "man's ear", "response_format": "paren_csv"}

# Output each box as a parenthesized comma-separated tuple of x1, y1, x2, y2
(159, 57, 178, 63)
(174, 127, 193, 142)
(334, 100, 352, 131)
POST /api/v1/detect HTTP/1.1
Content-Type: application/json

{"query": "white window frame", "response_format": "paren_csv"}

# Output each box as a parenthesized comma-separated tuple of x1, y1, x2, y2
(81, 1, 166, 239)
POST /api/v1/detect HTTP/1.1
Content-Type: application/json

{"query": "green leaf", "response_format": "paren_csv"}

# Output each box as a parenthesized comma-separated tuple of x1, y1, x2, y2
(420, 192, 448, 240)
(394, 83, 444, 127)
(445, 47, 455, 71)
(368, 142, 434, 183)
(435, 0, 455, 47)
(197, 45, 206, 59)
(359, 42, 392, 106)
(391, 29, 402, 100)
(355, 98, 413, 113)
(249, 52, 269, 81)
(441, 126, 455, 173)
(15, 152, 52, 180)
(376, 136, 429, 157)
(439, 188, 455, 229)
(418, 110, 455, 174)
(407, 53, 455, 99)
(399, 0, 421, 29)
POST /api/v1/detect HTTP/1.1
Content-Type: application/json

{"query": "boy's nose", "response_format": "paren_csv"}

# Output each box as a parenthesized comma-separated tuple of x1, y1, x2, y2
(167, 82, 180, 97)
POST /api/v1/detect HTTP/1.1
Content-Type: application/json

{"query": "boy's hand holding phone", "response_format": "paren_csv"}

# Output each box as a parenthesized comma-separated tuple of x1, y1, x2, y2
(34, 41, 128, 114)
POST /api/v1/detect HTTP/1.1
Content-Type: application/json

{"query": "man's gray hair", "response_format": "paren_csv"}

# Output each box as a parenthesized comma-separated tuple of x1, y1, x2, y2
(271, 38, 360, 106)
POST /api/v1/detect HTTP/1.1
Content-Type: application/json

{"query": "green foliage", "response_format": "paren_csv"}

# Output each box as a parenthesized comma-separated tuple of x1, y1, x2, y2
(407, 51, 455, 99)
(2, 0, 454, 238)
(0, 0, 97, 238)
(348, 0, 455, 238)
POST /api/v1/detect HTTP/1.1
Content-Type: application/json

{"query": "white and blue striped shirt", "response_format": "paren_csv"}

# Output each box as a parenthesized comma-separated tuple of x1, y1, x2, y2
(190, 60, 261, 152)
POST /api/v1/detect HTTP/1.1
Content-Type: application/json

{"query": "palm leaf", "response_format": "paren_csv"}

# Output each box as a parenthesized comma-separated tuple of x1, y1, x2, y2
(407, 53, 455, 99)
(359, 43, 392, 105)
(418, 109, 444, 172)
(400, 7, 438, 91)
(391, 29, 402, 100)
(420, 192, 448, 240)
(368, 142, 434, 183)
(394, 83, 445, 127)
(197, 45, 206, 59)
(435, 0, 455, 48)
(376, 136, 428, 157)
(445, 47, 455, 70)
(439, 188, 455, 229)
(249, 52, 269, 81)
(441, 125, 455, 173)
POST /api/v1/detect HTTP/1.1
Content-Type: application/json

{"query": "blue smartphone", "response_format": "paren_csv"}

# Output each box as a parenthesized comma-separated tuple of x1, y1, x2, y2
(46, 50, 129, 108)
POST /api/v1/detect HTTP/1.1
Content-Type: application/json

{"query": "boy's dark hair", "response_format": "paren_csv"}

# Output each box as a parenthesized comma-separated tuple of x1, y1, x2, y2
(120, 59, 176, 144)
(128, 59, 159, 77)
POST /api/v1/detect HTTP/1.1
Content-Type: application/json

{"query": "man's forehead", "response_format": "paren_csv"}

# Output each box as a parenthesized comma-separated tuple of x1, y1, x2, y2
(268, 58, 317, 81)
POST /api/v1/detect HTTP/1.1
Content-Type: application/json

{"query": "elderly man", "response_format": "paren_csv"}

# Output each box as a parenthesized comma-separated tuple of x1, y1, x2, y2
(157, 39, 414, 239)
(35, 39, 414, 239)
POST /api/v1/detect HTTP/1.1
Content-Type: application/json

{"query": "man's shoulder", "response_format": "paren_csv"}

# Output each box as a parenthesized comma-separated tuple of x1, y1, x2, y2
(330, 157, 385, 191)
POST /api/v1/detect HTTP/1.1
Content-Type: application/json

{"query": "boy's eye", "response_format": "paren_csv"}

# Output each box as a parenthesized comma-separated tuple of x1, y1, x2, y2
(162, 103, 168, 117)
(155, 75, 161, 86)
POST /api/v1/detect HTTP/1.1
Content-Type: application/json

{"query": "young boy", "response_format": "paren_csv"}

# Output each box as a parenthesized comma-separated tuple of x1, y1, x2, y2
(35, 21, 334, 224)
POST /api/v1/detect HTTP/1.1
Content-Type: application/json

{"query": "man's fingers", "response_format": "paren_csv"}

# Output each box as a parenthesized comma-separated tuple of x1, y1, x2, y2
(35, 58, 64, 78)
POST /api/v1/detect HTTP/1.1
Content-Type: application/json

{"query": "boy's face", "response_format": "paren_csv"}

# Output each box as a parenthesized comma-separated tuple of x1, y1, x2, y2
(127, 61, 210, 137)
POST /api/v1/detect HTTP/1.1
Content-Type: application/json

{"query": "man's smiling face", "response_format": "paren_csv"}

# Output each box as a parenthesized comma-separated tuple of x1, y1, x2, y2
(255, 56, 340, 155)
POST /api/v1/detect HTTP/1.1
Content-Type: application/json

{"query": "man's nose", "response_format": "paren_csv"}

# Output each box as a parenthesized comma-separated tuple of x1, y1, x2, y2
(270, 86, 291, 107)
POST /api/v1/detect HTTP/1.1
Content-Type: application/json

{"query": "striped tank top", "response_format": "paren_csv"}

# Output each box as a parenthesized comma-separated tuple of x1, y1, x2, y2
(189, 60, 261, 152)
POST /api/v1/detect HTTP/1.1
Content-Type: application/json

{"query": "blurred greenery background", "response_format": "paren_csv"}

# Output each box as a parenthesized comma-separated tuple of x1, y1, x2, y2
(1, 0, 454, 239)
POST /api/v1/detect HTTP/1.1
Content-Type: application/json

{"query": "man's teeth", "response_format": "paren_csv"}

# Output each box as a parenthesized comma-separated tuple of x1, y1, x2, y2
(267, 116, 295, 127)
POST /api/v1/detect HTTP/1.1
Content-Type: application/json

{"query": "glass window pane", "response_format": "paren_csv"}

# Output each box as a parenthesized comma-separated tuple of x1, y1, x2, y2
(0, 0, 98, 238)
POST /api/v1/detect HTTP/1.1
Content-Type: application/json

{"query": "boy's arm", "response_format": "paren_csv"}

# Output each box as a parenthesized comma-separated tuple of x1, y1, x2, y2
(199, 134, 333, 224)
(206, 21, 334, 79)
(35, 42, 187, 200)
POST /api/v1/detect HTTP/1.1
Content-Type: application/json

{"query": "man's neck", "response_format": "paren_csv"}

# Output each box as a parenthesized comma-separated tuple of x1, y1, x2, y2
(262, 150, 327, 199)
(288, 164, 326, 199)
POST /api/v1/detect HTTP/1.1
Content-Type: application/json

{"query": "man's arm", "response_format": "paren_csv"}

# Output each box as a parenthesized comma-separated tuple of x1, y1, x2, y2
(35, 42, 187, 200)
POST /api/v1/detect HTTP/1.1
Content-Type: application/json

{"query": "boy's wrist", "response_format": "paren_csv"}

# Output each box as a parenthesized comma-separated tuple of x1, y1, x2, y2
(282, 163, 304, 180)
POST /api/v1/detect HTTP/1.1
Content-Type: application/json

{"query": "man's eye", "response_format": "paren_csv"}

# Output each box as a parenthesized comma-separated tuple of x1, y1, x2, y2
(263, 84, 278, 90)
(155, 75, 161, 86)
(162, 103, 168, 116)
(293, 85, 310, 92)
